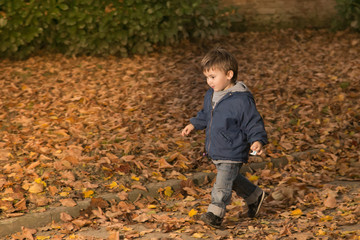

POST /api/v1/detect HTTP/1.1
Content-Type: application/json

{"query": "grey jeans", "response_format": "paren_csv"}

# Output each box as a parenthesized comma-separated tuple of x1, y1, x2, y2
(207, 163, 263, 218)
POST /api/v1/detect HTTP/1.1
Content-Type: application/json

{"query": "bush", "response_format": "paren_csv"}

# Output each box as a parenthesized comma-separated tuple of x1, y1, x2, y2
(334, 0, 360, 31)
(0, 0, 236, 58)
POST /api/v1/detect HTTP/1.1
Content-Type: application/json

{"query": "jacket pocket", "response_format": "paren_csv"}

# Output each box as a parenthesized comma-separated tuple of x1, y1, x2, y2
(219, 130, 233, 144)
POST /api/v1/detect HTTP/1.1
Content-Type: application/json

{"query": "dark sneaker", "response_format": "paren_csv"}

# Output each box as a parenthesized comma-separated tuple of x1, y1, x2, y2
(247, 191, 266, 218)
(200, 212, 223, 228)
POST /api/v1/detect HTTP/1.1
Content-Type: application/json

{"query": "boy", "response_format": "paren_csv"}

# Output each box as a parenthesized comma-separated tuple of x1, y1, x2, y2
(181, 48, 268, 228)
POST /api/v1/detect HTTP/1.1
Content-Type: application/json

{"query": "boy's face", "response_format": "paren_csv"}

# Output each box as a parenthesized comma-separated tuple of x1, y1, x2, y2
(204, 67, 234, 92)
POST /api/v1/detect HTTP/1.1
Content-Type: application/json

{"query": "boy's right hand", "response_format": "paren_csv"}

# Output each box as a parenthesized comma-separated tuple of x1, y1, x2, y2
(181, 124, 195, 136)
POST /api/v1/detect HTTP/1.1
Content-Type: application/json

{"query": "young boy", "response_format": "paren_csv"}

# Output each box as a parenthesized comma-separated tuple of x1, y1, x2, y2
(181, 48, 268, 228)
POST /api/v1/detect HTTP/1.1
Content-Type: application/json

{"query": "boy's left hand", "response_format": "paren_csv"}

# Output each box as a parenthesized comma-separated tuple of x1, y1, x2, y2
(250, 141, 264, 155)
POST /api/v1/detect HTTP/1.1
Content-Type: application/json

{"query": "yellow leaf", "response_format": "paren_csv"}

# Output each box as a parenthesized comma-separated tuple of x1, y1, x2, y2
(108, 181, 118, 189)
(103, 175, 113, 180)
(184, 196, 196, 201)
(174, 160, 189, 169)
(119, 184, 130, 192)
(317, 229, 327, 236)
(83, 190, 94, 198)
(320, 215, 333, 222)
(59, 192, 70, 197)
(233, 200, 245, 206)
(36, 236, 51, 240)
(147, 205, 157, 209)
(175, 141, 185, 147)
(123, 226, 133, 231)
(51, 223, 61, 229)
(291, 209, 303, 216)
(177, 174, 188, 181)
(156, 176, 166, 181)
(164, 186, 173, 197)
(131, 175, 140, 181)
(248, 175, 259, 182)
(2, 197, 14, 201)
(34, 178, 47, 187)
(192, 233, 204, 238)
(188, 209, 198, 217)
(102, 166, 112, 171)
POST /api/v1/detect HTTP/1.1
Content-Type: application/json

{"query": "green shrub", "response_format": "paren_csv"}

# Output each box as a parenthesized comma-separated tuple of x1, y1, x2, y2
(0, 0, 236, 58)
(334, 0, 360, 31)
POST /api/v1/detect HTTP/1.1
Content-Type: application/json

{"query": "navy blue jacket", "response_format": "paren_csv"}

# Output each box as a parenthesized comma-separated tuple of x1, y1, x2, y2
(190, 89, 268, 163)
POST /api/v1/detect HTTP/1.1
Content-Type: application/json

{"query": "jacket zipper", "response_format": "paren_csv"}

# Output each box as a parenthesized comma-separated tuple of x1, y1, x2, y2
(206, 92, 233, 156)
(206, 109, 214, 155)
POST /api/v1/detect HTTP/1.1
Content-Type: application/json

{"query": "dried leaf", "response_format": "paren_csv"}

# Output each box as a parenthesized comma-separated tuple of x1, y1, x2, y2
(188, 208, 198, 217)
(60, 198, 77, 207)
(60, 212, 73, 222)
(28, 182, 44, 194)
(324, 193, 337, 208)
(164, 186, 174, 197)
(158, 158, 173, 169)
(291, 209, 303, 216)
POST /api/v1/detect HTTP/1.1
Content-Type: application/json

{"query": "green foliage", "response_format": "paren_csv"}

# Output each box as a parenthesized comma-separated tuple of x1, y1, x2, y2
(334, 0, 360, 31)
(0, 0, 236, 58)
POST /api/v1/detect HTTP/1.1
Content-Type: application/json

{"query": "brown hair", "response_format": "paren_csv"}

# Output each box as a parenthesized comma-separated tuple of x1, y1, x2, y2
(201, 48, 238, 83)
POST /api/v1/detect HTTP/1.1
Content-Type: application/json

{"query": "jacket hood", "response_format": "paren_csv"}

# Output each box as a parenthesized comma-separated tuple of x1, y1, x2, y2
(230, 81, 250, 93)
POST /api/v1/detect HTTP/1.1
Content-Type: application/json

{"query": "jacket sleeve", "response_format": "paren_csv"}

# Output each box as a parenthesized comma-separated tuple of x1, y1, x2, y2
(190, 108, 207, 130)
(189, 89, 211, 130)
(240, 95, 268, 145)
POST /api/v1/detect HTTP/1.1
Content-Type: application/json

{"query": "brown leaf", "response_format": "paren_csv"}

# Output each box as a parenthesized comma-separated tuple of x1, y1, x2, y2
(14, 198, 27, 211)
(29, 194, 49, 207)
(108, 231, 121, 240)
(117, 192, 129, 201)
(72, 218, 90, 228)
(62, 155, 79, 166)
(60, 171, 76, 182)
(0, 149, 11, 161)
(324, 191, 337, 208)
(27, 161, 41, 170)
(28, 182, 43, 194)
(183, 187, 198, 197)
(133, 213, 151, 223)
(90, 197, 109, 209)
(158, 158, 173, 169)
(60, 198, 77, 207)
(22, 227, 37, 240)
(60, 212, 73, 222)
(48, 186, 59, 196)
(131, 184, 148, 191)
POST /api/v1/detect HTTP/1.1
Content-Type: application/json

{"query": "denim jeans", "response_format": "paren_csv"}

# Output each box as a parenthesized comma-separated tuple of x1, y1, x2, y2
(207, 163, 263, 218)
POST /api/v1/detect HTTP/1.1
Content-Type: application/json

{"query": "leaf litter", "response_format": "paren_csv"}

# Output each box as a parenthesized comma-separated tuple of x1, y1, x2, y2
(0, 29, 359, 239)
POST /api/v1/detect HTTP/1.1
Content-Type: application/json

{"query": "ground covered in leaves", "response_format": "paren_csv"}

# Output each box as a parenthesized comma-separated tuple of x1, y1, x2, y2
(0, 29, 359, 239)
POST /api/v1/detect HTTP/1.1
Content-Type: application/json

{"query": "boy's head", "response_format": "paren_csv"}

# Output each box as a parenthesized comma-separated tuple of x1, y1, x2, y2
(201, 48, 238, 84)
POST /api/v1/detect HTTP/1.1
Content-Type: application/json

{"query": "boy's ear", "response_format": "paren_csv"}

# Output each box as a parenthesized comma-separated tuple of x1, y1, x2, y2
(226, 70, 234, 80)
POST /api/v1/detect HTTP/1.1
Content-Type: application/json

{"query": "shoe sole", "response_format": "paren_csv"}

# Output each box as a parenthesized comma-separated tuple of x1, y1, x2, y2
(253, 191, 266, 217)
(200, 215, 222, 229)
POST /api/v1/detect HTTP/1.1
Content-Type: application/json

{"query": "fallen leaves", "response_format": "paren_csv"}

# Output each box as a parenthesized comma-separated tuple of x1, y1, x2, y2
(290, 208, 303, 216)
(60, 198, 77, 207)
(324, 190, 337, 208)
(188, 208, 198, 217)
(0, 29, 359, 239)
